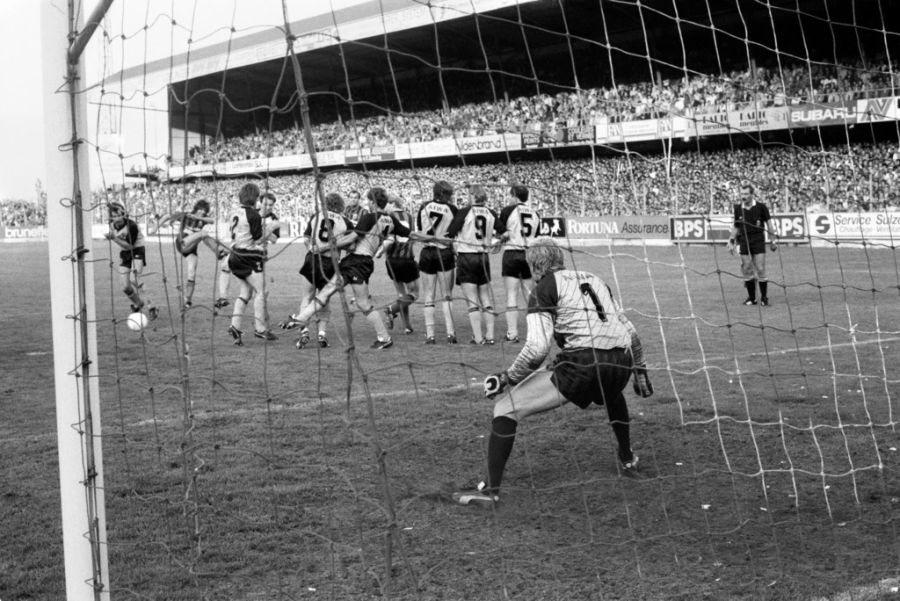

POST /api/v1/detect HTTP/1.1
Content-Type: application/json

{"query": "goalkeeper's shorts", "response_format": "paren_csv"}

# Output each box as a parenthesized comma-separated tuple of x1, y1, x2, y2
(550, 348, 632, 409)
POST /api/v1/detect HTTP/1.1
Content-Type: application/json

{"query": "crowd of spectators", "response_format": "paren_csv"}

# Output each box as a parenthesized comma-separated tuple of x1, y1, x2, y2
(93, 141, 899, 228)
(186, 58, 900, 165)
(0, 199, 47, 228)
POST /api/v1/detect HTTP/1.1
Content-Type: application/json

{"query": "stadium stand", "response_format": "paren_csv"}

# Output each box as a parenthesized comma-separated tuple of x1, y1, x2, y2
(185, 59, 899, 166)
(96, 140, 898, 228)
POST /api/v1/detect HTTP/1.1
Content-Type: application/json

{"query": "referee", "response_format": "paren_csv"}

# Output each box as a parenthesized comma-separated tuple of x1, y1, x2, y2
(728, 182, 778, 306)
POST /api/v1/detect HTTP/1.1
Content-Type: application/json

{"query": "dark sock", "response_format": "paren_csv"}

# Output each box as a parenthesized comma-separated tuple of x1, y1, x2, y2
(759, 280, 768, 298)
(606, 394, 632, 461)
(487, 416, 518, 492)
(745, 279, 757, 301)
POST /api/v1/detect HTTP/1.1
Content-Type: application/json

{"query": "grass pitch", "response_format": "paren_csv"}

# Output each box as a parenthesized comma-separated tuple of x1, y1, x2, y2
(3, 239, 900, 600)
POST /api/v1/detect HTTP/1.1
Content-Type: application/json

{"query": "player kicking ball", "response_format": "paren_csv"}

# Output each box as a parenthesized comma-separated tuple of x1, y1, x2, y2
(151, 199, 216, 310)
(105, 202, 158, 321)
(453, 239, 653, 506)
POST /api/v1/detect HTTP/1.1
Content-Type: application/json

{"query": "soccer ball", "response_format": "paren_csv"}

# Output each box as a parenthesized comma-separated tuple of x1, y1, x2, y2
(126, 312, 149, 332)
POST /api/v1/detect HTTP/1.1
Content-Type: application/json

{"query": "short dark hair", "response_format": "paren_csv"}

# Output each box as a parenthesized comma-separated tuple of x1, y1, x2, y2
(239, 183, 260, 205)
(510, 184, 529, 202)
(367, 187, 389, 209)
(193, 199, 210, 214)
(433, 180, 454, 201)
(324, 192, 345, 213)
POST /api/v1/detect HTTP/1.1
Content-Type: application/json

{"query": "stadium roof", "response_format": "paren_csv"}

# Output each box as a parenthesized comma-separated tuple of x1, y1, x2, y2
(112, 0, 538, 89)
(120, 0, 899, 139)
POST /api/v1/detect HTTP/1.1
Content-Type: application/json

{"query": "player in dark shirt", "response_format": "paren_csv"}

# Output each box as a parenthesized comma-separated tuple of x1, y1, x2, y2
(453, 239, 653, 506)
(105, 201, 157, 320)
(152, 199, 215, 309)
(380, 196, 419, 335)
(728, 182, 778, 306)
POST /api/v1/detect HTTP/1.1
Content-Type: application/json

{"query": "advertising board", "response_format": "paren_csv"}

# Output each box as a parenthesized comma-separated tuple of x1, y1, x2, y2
(727, 106, 788, 133)
(345, 145, 396, 164)
(671, 213, 807, 243)
(808, 211, 900, 242)
(558, 216, 670, 240)
(855, 96, 899, 123)
(788, 102, 855, 127)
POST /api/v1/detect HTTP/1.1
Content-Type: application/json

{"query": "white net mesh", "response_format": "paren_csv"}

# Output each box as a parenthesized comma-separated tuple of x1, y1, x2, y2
(22, 0, 900, 598)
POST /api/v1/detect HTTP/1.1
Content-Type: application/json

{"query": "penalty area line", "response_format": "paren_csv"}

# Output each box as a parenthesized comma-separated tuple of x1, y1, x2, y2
(667, 336, 900, 368)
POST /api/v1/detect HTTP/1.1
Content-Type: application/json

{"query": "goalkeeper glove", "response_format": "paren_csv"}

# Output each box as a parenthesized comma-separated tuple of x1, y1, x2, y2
(483, 371, 511, 399)
(632, 364, 654, 398)
(629, 332, 653, 397)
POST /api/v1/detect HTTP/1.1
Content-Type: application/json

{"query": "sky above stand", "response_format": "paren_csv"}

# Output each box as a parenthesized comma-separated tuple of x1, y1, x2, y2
(0, 0, 368, 200)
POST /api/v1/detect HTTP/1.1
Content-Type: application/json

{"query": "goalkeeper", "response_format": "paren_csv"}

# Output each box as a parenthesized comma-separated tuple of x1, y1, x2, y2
(454, 239, 653, 506)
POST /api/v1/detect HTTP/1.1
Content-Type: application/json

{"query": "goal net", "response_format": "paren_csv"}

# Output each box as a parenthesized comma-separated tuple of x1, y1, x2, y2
(44, 0, 900, 598)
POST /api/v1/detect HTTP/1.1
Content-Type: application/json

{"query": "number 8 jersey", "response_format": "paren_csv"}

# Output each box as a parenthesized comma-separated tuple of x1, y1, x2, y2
(304, 210, 353, 253)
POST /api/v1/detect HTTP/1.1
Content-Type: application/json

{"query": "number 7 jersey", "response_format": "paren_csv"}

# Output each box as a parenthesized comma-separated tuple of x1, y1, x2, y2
(416, 200, 458, 249)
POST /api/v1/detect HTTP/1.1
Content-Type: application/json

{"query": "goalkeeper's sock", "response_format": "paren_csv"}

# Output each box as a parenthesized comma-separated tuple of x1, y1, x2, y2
(486, 416, 517, 493)
(744, 279, 757, 301)
(759, 280, 768, 298)
(607, 397, 632, 461)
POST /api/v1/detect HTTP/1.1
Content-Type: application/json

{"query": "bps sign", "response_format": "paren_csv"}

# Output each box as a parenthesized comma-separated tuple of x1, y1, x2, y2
(671, 214, 806, 242)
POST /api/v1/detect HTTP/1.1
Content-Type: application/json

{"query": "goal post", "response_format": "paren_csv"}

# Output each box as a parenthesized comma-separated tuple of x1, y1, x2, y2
(41, 0, 111, 599)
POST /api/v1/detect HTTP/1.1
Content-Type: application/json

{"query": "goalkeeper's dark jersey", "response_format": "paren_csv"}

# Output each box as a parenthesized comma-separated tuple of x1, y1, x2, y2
(528, 268, 631, 351)
(733, 201, 771, 245)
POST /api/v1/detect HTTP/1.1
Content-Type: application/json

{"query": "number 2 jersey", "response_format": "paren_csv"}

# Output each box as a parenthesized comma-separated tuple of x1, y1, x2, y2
(231, 205, 265, 251)
(303, 210, 354, 254)
(497, 201, 541, 250)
